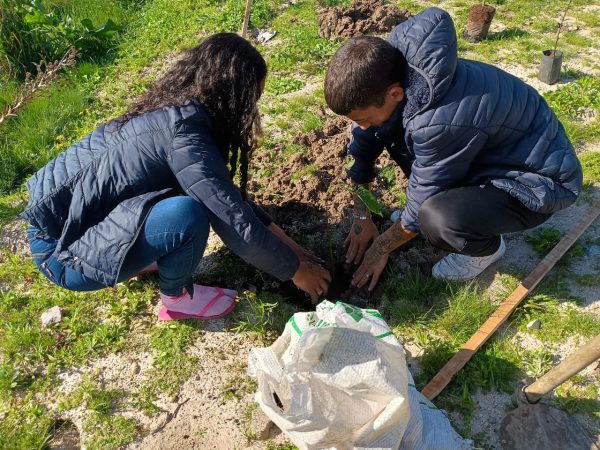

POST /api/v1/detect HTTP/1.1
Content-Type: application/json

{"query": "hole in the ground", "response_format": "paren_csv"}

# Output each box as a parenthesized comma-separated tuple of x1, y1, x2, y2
(47, 419, 80, 450)
(268, 261, 371, 309)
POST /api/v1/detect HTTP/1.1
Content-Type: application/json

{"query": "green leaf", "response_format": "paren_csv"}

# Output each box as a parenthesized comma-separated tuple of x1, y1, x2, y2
(92, 19, 122, 38)
(23, 9, 55, 26)
(354, 185, 384, 216)
(81, 18, 95, 31)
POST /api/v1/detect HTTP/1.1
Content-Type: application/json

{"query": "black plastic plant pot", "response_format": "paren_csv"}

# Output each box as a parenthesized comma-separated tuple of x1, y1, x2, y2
(538, 50, 563, 85)
(465, 4, 496, 42)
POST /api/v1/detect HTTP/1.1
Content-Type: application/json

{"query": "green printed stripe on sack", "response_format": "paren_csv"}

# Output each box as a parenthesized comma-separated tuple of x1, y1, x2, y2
(375, 331, 394, 339)
(365, 309, 384, 319)
(339, 302, 363, 322)
(290, 317, 303, 336)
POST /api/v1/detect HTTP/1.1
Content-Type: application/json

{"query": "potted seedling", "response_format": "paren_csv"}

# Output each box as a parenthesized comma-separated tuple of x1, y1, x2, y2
(538, 0, 572, 85)
(465, 1, 496, 42)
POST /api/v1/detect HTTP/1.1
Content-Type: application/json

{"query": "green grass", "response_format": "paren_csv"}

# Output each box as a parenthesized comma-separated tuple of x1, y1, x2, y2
(266, 75, 305, 95)
(516, 294, 600, 343)
(0, 189, 27, 226)
(523, 226, 585, 265)
(232, 291, 297, 344)
(84, 413, 139, 450)
(1, 0, 600, 446)
(0, 70, 92, 193)
(381, 264, 600, 430)
(266, 1, 340, 76)
(544, 76, 600, 146)
(291, 163, 320, 181)
(379, 165, 408, 206)
(579, 151, 600, 186)
(221, 373, 257, 401)
(264, 88, 325, 138)
(0, 251, 158, 447)
(382, 270, 522, 416)
(47, 0, 131, 28)
(554, 375, 600, 419)
(0, 395, 54, 450)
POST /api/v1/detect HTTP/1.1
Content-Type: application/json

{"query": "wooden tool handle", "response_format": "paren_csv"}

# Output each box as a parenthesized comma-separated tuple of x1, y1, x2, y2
(241, 0, 253, 38)
(523, 333, 600, 403)
(422, 199, 600, 401)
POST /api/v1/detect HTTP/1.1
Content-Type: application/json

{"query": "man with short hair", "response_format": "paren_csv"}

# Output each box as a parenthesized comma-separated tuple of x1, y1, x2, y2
(324, 8, 582, 288)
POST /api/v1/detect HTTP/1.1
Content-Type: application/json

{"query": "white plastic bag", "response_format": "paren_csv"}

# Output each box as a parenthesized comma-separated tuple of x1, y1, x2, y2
(248, 301, 472, 450)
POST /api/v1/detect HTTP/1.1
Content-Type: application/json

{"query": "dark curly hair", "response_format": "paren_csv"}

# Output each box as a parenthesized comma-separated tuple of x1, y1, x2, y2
(121, 33, 267, 199)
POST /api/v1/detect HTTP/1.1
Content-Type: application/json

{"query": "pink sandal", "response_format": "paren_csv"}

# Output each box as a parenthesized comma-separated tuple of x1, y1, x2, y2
(158, 286, 237, 321)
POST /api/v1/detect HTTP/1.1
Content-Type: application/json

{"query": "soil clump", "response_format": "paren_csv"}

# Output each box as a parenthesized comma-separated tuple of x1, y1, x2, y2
(318, 0, 411, 39)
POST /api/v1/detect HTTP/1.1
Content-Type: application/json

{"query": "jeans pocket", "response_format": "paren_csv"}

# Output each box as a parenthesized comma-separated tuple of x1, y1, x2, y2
(40, 260, 55, 279)
(32, 251, 54, 261)
(39, 258, 66, 286)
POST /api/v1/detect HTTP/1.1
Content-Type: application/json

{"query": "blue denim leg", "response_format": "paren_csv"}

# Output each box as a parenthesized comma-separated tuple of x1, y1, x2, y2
(27, 226, 106, 291)
(118, 196, 210, 295)
(27, 196, 210, 294)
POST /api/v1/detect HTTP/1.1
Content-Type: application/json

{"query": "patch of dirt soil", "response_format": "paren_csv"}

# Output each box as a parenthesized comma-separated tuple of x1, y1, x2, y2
(247, 116, 443, 306)
(0, 218, 28, 257)
(47, 419, 80, 450)
(318, 0, 410, 39)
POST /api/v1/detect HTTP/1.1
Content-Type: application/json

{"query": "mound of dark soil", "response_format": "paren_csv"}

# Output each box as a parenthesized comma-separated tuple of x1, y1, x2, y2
(251, 117, 404, 222)
(318, 0, 410, 39)
(248, 116, 412, 305)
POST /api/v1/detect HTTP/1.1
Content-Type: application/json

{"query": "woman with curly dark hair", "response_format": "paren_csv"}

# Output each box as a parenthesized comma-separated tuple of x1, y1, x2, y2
(22, 33, 331, 320)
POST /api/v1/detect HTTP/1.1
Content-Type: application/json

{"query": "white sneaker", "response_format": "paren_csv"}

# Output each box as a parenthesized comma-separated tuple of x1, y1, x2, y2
(432, 237, 506, 281)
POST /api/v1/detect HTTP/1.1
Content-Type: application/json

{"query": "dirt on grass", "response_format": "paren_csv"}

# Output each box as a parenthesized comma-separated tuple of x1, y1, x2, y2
(318, 0, 410, 39)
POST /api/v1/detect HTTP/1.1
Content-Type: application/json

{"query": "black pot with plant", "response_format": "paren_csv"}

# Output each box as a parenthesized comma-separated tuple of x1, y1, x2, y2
(538, 0, 572, 85)
(465, 1, 496, 42)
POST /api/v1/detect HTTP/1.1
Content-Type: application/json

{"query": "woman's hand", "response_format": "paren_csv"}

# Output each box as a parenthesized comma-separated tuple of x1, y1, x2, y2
(292, 261, 332, 304)
(345, 218, 379, 265)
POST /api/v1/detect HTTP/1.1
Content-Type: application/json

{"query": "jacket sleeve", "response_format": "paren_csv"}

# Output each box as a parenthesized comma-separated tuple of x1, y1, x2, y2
(401, 124, 488, 232)
(168, 121, 299, 280)
(346, 123, 386, 184)
(246, 199, 272, 226)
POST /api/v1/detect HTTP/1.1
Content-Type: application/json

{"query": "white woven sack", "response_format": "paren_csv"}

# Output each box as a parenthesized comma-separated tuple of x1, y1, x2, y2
(248, 301, 472, 450)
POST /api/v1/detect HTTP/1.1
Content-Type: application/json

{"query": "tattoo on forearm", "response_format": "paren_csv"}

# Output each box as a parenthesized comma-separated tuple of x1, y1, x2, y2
(353, 223, 362, 235)
(370, 221, 416, 257)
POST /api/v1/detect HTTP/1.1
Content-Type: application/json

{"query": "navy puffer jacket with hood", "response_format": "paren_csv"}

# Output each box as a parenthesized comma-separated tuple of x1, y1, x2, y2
(22, 101, 299, 286)
(347, 8, 582, 232)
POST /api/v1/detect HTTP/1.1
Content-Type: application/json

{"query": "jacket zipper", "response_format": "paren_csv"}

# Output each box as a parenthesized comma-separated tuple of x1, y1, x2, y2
(113, 207, 155, 287)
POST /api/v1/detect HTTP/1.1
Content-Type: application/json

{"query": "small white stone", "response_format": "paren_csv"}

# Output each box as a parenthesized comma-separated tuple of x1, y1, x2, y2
(527, 319, 541, 330)
(41, 306, 62, 327)
(257, 30, 276, 43)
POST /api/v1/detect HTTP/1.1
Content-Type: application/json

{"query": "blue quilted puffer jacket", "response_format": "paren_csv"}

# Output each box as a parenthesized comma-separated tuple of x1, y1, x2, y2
(347, 7, 583, 232)
(22, 101, 299, 286)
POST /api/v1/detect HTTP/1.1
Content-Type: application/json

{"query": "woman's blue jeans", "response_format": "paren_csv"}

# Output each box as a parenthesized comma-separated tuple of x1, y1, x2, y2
(28, 196, 210, 296)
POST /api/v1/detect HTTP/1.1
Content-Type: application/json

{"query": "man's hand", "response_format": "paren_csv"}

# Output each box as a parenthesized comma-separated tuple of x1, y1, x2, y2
(345, 218, 379, 265)
(352, 245, 389, 291)
(352, 221, 418, 291)
(292, 261, 332, 304)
